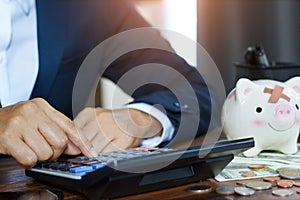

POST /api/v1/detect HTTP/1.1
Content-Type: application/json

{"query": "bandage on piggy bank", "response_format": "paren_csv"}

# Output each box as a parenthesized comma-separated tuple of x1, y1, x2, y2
(222, 77, 300, 157)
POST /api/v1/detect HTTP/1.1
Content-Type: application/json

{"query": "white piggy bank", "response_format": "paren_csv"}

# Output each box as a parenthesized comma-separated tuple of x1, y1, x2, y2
(222, 77, 300, 157)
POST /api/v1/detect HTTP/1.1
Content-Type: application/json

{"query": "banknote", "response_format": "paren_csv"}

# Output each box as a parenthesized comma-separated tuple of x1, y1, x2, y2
(215, 145, 300, 182)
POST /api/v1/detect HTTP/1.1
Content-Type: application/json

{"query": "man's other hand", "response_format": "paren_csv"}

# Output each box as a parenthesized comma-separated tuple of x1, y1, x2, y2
(73, 107, 163, 153)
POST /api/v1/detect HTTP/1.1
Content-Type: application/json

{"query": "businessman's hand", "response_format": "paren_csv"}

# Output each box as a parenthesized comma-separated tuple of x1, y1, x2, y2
(73, 107, 162, 153)
(0, 98, 97, 168)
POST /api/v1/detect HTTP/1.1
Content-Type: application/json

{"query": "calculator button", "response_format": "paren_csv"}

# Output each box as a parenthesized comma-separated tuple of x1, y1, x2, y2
(67, 158, 89, 164)
(34, 162, 50, 168)
(58, 163, 80, 171)
(82, 160, 102, 165)
(41, 162, 52, 169)
(69, 166, 94, 173)
(91, 163, 106, 169)
(76, 156, 89, 160)
(49, 162, 62, 170)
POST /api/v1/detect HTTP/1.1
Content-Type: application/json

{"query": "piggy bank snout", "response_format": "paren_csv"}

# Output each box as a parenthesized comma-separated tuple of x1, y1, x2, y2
(274, 103, 295, 124)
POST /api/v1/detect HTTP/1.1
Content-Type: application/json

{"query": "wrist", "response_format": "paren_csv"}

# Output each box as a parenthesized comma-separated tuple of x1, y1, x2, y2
(128, 108, 162, 138)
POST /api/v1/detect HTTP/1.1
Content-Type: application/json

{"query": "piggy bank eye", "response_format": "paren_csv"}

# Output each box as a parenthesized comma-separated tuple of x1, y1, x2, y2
(296, 104, 299, 110)
(256, 107, 262, 113)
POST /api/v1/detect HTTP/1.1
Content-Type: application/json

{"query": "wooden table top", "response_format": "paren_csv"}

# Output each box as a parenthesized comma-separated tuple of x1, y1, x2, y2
(1, 156, 300, 200)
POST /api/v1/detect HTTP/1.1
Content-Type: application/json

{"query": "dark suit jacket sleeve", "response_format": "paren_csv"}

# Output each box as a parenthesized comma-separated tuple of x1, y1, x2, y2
(101, 0, 212, 146)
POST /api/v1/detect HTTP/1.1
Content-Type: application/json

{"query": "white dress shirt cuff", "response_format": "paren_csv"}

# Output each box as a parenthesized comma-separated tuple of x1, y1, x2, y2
(125, 103, 174, 147)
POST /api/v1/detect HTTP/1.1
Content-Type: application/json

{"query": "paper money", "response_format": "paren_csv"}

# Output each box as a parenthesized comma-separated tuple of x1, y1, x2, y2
(215, 144, 300, 182)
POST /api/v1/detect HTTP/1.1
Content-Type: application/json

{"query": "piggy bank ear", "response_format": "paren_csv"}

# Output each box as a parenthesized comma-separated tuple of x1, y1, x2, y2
(236, 78, 257, 104)
(285, 76, 300, 95)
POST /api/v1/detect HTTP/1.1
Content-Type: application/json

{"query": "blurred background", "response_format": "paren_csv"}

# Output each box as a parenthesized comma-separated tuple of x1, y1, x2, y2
(197, 0, 300, 92)
(101, 0, 300, 108)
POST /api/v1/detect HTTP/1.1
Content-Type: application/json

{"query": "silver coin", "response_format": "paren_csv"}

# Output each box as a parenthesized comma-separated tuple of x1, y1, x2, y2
(186, 185, 212, 194)
(279, 168, 300, 179)
(234, 187, 255, 196)
(246, 181, 272, 190)
(277, 167, 299, 172)
(272, 189, 293, 197)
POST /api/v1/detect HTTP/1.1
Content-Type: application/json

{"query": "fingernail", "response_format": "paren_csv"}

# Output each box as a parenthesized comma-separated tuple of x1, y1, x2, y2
(90, 147, 98, 157)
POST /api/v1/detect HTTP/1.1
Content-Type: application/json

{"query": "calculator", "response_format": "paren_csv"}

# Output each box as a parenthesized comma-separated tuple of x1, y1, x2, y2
(25, 138, 254, 200)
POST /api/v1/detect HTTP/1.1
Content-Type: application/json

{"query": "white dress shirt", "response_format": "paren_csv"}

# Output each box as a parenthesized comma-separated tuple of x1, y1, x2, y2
(0, 0, 38, 107)
(0, 0, 174, 147)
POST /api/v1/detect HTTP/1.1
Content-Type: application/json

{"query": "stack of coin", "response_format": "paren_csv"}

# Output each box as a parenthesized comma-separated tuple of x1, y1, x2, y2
(214, 166, 300, 198)
(221, 166, 300, 198)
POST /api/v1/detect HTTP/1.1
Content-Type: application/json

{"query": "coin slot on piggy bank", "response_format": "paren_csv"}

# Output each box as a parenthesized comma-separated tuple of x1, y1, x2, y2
(221, 77, 300, 157)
